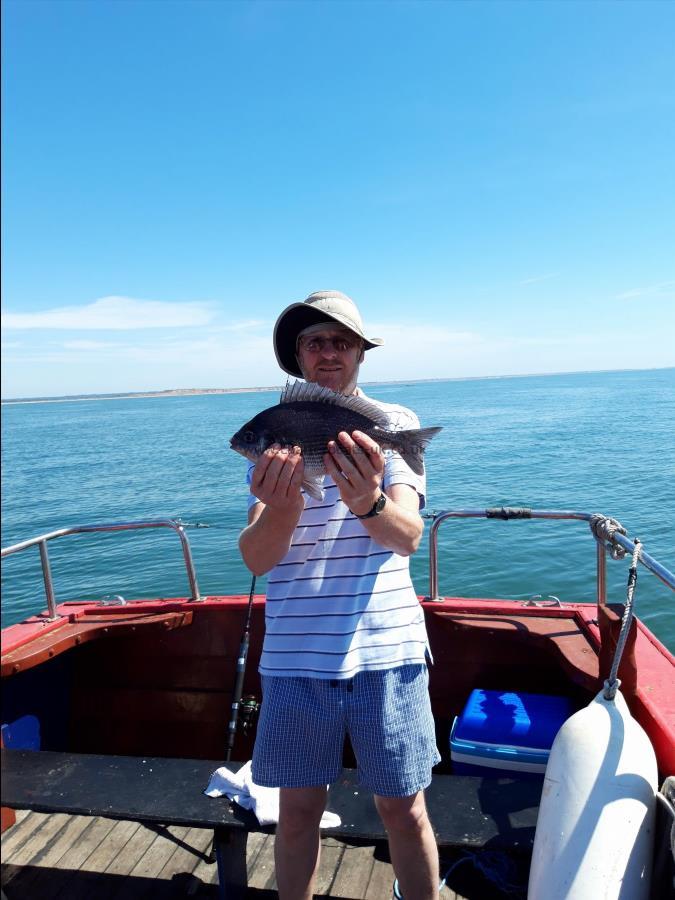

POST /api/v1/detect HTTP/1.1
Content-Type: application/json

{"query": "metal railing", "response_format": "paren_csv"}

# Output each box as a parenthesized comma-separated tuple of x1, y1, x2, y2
(425, 507, 675, 606)
(1, 519, 201, 620)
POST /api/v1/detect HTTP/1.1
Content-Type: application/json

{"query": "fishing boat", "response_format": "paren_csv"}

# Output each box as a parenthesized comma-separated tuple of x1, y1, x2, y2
(1, 506, 674, 899)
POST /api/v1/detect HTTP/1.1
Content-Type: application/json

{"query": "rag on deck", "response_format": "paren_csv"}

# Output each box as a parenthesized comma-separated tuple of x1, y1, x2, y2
(204, 760, 342, 829)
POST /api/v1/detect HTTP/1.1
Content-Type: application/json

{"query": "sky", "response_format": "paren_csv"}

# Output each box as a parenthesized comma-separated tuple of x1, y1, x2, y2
(2, 0, 674, 399)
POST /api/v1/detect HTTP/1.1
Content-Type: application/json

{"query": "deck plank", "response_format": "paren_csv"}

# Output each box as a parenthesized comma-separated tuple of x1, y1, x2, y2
(103, 822, 161, 877)
(329, 842, 375, 898)
(128, 825, 191, 880)
(76, 817, 142, 873)
(1, 811, 71, 872)
(1, 810, 514, 899)
(110, 826, 192, 900)
(246, 832, 276, 890)
(0, 809, 41, 856)
(155, 824, 215, 881)
(1, 814, 94, 899)
(364, 851, 397, 900)
(51, 818, 143, 900)
(315, 838, 345, 895)
(55, 814, 118, 870)
(244, 831, 268, 879)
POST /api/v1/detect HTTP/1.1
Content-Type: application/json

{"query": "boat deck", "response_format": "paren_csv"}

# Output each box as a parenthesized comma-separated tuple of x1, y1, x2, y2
(1, 809, 527, 899)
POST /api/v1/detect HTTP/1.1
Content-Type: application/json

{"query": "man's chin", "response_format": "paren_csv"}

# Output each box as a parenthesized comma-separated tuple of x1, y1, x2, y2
(315, 373, 343, 391)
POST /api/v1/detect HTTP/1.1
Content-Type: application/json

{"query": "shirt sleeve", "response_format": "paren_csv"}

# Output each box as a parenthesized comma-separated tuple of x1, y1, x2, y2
(381, 405, 427, 510)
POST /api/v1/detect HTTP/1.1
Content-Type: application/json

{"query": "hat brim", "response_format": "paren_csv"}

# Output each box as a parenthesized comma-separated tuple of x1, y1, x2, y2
(273, 303, 384, 379)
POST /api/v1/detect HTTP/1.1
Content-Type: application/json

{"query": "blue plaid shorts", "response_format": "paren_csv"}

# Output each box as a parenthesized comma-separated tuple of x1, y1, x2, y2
(251, 664, 441, 797)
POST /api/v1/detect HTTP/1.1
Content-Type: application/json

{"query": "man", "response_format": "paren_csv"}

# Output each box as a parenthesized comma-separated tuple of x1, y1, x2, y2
(239, 290, 440, 900)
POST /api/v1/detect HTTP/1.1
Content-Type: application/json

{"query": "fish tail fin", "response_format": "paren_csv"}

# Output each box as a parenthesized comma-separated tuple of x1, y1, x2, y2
(302, 475, 325, 502)
(394, 426, 443, 476)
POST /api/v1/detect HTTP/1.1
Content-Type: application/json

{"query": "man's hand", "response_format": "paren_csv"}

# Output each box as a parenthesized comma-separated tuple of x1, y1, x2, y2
(250, 445, 305, 513)
(324, 430, 385, 516)
(240, 445, 306, 575)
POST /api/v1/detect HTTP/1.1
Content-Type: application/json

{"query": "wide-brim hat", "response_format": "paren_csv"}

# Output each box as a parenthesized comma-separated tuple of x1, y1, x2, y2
(273, 290, 384, 378)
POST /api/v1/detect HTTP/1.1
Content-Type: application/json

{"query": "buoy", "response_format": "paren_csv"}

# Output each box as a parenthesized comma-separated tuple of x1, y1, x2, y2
(528, 688, 657, 899)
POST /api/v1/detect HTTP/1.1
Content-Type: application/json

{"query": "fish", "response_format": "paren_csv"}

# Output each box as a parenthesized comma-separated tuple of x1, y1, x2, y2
(230, 380, 442, 500)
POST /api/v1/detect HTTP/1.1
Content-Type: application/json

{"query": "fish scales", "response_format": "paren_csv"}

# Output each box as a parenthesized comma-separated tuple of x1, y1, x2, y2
(257, 400, 391, 473)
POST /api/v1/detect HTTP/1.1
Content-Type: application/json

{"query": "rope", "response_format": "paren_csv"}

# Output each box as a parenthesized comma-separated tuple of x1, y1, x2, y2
(439, 850, 525, 895)
(589, 513, 628, 560)
(603, 538, 642, 701)
(393, 850, 526, 899)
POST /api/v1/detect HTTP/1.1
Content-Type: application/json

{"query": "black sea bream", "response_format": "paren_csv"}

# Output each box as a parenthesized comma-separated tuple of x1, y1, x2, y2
(230, 381, 442, 500)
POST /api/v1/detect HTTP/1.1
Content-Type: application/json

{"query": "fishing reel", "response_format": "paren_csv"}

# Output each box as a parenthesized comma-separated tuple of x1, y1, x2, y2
(238, 695, 260, 734)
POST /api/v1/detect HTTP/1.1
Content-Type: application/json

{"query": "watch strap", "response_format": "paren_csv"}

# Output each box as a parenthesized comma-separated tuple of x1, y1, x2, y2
(354, 492, 387, 519)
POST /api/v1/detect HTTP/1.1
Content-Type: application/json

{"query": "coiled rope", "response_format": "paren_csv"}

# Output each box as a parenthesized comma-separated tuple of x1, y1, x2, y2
(393, 849, 526, 898)
(589, 513, 628, 560)
(603, 538, 642, 701)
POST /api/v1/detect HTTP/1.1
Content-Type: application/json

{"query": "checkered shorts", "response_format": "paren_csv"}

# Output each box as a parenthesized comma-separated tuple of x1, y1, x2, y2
(251, 664, 441, 797)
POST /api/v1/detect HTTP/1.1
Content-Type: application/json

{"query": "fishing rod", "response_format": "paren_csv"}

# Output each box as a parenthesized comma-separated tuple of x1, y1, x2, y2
(225, 573, 259, 761)
(206, 573, 260, 866)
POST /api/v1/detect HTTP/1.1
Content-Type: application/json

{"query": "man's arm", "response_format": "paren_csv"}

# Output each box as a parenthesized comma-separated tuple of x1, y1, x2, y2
(238, 445, 305, 576)
(324, 431, 424, 557)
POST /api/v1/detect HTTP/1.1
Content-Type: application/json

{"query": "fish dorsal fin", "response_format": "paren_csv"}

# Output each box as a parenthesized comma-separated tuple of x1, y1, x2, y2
(280, 380, 390, 428)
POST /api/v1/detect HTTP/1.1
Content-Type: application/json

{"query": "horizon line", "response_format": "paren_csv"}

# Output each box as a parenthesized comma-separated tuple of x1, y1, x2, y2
(2, 365, 673, 406)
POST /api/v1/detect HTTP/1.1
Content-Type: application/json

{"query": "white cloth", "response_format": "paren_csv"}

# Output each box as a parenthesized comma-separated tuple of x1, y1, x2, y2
(204, 760, 341, 829)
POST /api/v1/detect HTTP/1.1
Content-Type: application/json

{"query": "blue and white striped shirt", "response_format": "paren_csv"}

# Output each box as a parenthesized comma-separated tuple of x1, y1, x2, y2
(247, 394, 430, 679)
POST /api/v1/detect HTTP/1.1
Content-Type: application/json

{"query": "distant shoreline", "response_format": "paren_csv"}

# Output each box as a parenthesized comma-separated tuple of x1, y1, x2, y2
(2, 366, 672, 406)
(1, 387, 282, 406)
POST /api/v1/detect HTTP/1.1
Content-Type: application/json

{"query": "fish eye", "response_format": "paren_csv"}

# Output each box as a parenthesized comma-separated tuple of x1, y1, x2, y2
(244, 430, 256, 443)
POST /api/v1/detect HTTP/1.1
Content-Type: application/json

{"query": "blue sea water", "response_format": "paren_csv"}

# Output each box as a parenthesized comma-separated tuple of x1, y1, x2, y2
(2, 369, 674, 651)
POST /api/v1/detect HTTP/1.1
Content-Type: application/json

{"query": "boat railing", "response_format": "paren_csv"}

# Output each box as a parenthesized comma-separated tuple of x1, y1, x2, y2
(0, 519, 201, 620)
(425, 507, 675, 608)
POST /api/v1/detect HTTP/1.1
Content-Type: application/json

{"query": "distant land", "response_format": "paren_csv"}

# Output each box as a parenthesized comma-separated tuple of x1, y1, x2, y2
(2, 367, 672, 405)
(1, 386, 282, 405)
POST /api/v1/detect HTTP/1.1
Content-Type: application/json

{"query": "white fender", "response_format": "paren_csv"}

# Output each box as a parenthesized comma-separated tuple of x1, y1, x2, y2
(528, 688, 657, 900)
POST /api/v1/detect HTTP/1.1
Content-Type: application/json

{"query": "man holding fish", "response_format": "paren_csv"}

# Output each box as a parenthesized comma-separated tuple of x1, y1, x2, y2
(234, 290, 441, 900)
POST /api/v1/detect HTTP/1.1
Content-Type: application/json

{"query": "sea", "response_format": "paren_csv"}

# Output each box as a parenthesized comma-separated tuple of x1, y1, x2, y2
(2, 368, 674, 652)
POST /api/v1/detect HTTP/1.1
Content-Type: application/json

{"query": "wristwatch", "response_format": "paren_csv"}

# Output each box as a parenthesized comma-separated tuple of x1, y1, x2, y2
(354, 492, 387, 519)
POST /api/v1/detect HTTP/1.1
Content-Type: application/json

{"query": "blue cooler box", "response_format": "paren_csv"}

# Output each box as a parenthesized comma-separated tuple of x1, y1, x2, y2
(450, 689, 574, 777)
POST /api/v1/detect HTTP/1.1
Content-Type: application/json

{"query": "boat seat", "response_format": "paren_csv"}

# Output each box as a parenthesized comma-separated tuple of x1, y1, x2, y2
(1, 749, 542, 898)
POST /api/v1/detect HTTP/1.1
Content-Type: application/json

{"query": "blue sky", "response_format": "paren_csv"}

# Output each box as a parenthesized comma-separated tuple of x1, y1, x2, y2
(2, 0, 674, 398)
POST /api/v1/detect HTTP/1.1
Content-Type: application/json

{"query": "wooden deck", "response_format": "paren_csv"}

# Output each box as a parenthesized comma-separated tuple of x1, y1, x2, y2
(0, 809, 528, 898)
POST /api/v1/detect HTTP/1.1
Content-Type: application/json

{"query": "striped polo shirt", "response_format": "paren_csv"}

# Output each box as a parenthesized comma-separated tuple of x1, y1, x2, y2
(247, 393, 430, 679)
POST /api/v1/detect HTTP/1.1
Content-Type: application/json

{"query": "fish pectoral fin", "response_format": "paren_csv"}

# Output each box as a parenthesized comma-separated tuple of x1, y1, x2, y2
(302, 475, 325, 502)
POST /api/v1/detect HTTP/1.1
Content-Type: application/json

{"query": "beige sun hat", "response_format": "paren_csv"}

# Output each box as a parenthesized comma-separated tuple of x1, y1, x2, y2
(273, 290, 384, 378)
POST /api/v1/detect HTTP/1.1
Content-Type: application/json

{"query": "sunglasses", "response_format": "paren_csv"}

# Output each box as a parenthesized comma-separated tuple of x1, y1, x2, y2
(297, 335, 362, 353)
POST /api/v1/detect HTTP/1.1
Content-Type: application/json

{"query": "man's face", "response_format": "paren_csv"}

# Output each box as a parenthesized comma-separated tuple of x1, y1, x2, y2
(296, 326, 364, 394)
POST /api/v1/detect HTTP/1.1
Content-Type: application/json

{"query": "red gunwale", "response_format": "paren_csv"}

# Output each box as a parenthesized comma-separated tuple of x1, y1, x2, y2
(2, 594, 673, 773)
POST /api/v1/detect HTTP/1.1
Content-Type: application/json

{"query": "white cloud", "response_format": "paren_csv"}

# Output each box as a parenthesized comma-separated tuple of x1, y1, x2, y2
(62, 339, 123, 350)
(614, 281, 675, 301)
(224, 319, 268, 331)
(519, 273, 560, 285)
(369, 322, 481, 348)
(1, 296, 216, 330)
(2, 313, 674, 399)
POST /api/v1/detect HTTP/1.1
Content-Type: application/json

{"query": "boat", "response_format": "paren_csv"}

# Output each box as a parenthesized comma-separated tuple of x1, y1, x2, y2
(1, 506, 674, 898)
